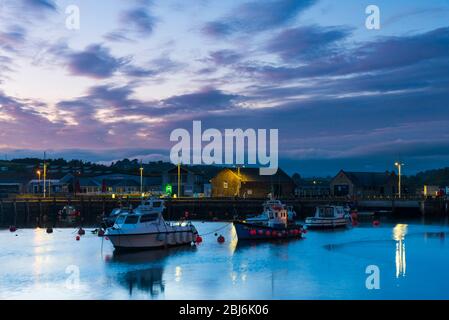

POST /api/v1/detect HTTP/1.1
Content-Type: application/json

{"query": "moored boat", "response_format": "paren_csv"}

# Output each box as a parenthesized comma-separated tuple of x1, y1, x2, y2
(246, 199, 297, 224)
(305, 205, 350, 229)
(105, 198, 198, 251)
(234, 200, 303, 241)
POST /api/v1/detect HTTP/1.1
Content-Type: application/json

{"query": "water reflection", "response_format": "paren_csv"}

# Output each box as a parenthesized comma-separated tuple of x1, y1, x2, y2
(393, 224, 408, 278)
(122, 267, 165, 297)
(106, 246, 196, 298)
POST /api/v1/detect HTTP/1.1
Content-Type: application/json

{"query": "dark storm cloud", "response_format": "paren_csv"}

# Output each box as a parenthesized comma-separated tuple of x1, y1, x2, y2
(66, 44, 128, 79)
(202, 0, 316, 37)
(266, 25, 351, 61)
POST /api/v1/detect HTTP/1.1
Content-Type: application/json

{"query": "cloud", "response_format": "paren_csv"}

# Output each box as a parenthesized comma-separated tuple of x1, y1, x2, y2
(202, 0, 316, 37)
(162, 88, 240, 112)
(66, 44, 128, 79)
(266, 25, 351, 61)
(239, 27, 449, 81)
(208, 50, 243, 65)
(21, 0, 57, 11)
(0, 25, 27, 52)
(120, 7, 157, 36)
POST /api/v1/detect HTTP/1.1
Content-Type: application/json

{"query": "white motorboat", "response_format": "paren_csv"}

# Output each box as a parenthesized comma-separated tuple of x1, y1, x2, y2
(105, 198, 198, 251)
(246, 200, 296, 223)
(305, 205, 350, 229)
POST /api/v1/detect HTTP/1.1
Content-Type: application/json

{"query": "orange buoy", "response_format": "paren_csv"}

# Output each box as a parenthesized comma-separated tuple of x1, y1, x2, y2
(76, 235, 80, 241)
(217, 235, 225, 243)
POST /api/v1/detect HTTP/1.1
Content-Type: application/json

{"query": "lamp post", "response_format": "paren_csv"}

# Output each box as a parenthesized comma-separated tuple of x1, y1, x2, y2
(177, 163, 181, 198)
(140, 163, 144, 198)
(36, 170, 41, 194)
(395, 162, 404, 198)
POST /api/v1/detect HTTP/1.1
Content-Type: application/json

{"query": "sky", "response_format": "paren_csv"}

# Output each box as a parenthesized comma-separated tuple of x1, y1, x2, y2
(0, 0, 449, 176)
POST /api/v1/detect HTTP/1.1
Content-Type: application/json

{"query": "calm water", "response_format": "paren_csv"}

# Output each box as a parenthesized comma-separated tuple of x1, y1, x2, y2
(1, 218, 449, 300)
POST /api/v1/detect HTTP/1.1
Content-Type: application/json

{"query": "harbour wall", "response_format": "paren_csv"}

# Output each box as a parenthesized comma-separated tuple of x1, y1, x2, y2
(0, 197, 447, 228)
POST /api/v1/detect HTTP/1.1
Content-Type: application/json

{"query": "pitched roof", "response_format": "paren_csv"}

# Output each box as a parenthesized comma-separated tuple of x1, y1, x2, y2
(218, 167, 293, 183)
(342, 171, 395, 187)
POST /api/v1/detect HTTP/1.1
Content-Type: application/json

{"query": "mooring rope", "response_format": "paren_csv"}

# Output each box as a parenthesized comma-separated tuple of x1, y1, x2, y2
(199, 222, 232, 237)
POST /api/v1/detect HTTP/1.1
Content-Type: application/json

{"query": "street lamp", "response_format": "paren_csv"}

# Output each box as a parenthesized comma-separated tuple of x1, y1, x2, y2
(395, 162, 404, 198)
(140, 164, 144, 197)
(36, 170, 41, 194)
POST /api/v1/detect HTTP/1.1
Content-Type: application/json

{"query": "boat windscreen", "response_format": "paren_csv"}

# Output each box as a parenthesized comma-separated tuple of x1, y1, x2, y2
(318, 207, 335, 218)
(124, 215, 139, 224)
(140, 213, 159, 222)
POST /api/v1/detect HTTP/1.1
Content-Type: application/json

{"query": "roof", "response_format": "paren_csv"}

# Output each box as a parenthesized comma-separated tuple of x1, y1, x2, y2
(215, 167, 294, 183)
(340, 171, 395, 187)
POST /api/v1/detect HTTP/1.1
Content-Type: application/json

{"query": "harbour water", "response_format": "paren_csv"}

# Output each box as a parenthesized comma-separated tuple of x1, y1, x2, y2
(1, 218, 449, 300)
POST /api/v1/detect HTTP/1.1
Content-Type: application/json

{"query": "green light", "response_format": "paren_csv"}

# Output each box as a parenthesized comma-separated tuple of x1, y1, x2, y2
(165, 184, 173, 195)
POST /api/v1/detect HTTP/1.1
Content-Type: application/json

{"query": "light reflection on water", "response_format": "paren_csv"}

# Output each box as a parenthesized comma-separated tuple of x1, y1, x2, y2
(1, 219, 449, 300)
(393, 224, 407, 278)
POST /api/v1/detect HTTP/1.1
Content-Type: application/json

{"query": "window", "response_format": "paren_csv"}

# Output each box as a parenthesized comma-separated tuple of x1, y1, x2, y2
(124, 215, 139, 224)
(223, 181, 228, 189)
(115, 216, 126, 225)
(140, 213, 159, 222)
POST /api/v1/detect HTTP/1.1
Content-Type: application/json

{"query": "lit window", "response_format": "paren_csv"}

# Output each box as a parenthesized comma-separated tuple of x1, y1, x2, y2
(223, 181, 228, 189)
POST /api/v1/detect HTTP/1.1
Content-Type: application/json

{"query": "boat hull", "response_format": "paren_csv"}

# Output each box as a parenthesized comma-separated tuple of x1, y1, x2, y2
(233, 221, 303, 241)
(305, 218, 349, 229)
(107, 230, 195, 251)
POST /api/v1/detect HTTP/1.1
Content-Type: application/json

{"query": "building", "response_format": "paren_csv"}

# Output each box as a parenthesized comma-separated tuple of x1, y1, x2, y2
(330, 170, 397, 198)
(295, 179, 331, 197)
(162, 165, 221, 197)
(211, 167, 295, 198)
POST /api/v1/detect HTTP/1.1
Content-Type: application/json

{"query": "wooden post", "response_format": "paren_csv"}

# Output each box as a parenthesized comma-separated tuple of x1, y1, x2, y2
(38, 199, 43, 228)
(26, 201, 30, 227)
(13, 200, 17, 226)
(0, 200, 4, 227)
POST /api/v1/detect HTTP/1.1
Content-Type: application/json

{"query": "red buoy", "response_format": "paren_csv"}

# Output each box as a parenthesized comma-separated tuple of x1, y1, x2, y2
(195, 235, 203, 243)
(272, 231, 278, 237)
(249, 229, 257, 236)
(265, 230, 271, 237)
(98, 229, 105, 237)
(104, 236, 109, 241)
(258, 230, 264, 235)
(302, 229, 308, 234)
(76, 235, 80, 241)
(78, 228, 85, 236)
(217, 235, 225, 243)
(9, 226, 17, 232)
(373, 220, 380, 227)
